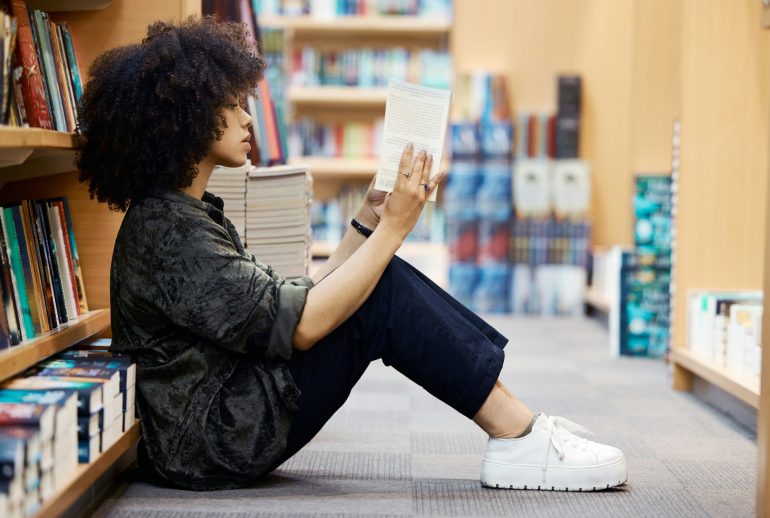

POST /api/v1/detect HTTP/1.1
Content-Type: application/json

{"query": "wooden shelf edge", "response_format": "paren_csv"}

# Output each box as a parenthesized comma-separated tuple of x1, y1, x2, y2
(288, 157, 378, 178)
(34, 421, 139, 518)
(288, 87, 388, 105)
(584, 287, 610, 313)
(670, 347, 760, 408)
(0, 309, 111, 382)
(26, 0, 113, 11)
(260, 15, 451, 34)
(0, 127, 80, 150)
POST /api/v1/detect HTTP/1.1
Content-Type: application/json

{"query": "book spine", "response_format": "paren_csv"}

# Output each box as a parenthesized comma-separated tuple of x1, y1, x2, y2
(5, 206, 36, 338)
(49, 201, 79, 316)
(46, 204, 77, 320)
(21, 200, 54, 331)
(0, 213, 19, 347)
(35, 201, 66, 324)
(50, 22, 75, 132)
(59, 23, 82, 102)
(58, 198, 88, 313)
(29, 9, 65, 131)
(8, 0, 52, 129)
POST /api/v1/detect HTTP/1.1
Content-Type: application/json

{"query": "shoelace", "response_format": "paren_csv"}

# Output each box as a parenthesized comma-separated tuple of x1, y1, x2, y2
(542, 415, 595, 474)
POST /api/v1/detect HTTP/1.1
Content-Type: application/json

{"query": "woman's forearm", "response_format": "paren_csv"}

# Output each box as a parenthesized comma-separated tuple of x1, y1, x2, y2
(310, 215, 371, 284)
(293, 227, 402, 350)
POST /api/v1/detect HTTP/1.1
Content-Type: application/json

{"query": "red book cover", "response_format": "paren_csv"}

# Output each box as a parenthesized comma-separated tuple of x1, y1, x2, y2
(8, 0, 52, 129)
(527, 115, 537, 158)
(257, 78, 280, 164)
(547, 115, 557, 158)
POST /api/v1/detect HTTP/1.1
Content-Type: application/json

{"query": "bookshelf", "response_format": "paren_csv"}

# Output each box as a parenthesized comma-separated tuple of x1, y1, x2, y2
(648, 1, 770, 514)
(34, 421, 140, 518)
(669, 348, 759, 409)
(267, 13, 449, 203)
(0, 309, 109, 382)
(287, 86, 388, 107)
(260, 15, 450, 35)
(0, 0, 200, 515)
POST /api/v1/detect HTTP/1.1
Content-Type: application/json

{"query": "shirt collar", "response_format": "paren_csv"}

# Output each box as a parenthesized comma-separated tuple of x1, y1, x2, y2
(147, 189, 224, 213)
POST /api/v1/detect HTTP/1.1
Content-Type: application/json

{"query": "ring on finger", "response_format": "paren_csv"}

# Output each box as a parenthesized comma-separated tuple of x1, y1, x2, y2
(400, 172, 411, 178)
(421, 182, 431, 192)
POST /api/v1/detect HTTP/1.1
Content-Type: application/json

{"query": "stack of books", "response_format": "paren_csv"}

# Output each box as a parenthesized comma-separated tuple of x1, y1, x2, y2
(246, 165, 312, 279)
(0, 339, 136, 516)
(1, 0, 84, 131)
(209, 164, 248, 241)
(0, 197, 88, 348)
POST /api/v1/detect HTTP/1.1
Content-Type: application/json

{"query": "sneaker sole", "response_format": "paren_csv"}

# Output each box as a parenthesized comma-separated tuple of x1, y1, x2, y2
(480, 455, 627, 492)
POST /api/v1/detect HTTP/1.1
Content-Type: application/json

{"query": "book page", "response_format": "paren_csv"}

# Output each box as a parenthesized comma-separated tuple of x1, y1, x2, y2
(375, 79, 451, 202)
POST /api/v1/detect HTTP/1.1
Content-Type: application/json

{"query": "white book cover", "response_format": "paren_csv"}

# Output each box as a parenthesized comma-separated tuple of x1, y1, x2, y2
(552, 160, 591, 217)
(375, 79, 451, 203)
(513, 159, 552, 217)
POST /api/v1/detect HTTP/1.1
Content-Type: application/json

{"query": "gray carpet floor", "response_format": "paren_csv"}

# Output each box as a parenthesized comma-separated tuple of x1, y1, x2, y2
(93, 317, 756, 517)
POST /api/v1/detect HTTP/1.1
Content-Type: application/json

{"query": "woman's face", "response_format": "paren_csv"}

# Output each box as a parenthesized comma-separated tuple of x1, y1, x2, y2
(207, 96, 254, 168)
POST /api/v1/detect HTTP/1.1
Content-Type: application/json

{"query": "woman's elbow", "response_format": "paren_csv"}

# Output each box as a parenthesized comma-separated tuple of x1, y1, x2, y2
(292, 324, 317, 351)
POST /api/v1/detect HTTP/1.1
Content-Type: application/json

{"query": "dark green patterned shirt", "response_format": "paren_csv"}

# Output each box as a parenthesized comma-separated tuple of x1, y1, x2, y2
(110, 189, 312, 490)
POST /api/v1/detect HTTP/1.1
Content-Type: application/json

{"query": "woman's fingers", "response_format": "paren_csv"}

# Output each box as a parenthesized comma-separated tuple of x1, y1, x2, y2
(410, 149, 427, 186)
(421, 154, 434, 193)
(420, 153, 433, 183)
(396, 143, 414, 187)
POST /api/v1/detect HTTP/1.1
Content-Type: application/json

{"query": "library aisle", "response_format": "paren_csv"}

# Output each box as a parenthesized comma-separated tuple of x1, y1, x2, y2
(93, 316, 755, 517)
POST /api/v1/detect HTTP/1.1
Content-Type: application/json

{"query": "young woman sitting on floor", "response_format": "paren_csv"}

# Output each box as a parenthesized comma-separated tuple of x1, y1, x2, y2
(75, 16, 627, 492)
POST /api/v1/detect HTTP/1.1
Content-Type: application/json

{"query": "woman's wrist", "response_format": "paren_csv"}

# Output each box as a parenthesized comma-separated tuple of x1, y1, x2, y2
(354, 208, 379, 230)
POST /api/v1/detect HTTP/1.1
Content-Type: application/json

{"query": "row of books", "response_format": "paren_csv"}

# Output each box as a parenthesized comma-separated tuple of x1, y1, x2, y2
(445, 159, 592, 221)
(0, 0, 83, 130)
(448, 262, 586, 316)
(448, 218, 591, 267)
(290, 47, 452, 90)
(0, 338, 136, 518)
(310, 183, 444, 246)
(0, 197, 88, 349)
(256, 0, 452, 18)
(687, 291, 763, 384)
(210, 163, 312, 279)
(288, 117, 384, 159)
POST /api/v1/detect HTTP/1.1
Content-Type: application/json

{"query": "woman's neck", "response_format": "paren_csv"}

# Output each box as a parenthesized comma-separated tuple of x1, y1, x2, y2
(182, 159, 215, 199)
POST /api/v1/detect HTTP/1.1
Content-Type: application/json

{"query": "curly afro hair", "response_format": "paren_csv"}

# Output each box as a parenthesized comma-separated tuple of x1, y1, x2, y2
(76, 16, 265, 212)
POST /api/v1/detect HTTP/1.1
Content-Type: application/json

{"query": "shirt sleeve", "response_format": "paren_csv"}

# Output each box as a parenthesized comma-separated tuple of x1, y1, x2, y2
(152, 219, 311, 360)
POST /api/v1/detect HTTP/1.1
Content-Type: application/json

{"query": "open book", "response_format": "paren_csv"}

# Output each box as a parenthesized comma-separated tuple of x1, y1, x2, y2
(375, 79, 451, 203)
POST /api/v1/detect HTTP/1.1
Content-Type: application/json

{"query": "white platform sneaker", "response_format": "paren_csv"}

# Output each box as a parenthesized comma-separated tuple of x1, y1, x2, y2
(480, 413, 627, 491)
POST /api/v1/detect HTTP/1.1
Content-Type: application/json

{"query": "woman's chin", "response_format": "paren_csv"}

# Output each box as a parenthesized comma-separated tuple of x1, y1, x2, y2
(218, 156, 249, 168)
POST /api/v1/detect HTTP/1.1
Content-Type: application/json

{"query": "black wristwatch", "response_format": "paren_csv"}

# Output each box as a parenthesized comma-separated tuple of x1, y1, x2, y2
(350, 218, 374, 238)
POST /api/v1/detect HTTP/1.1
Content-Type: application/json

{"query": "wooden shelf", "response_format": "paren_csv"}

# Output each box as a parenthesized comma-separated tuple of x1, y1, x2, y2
(0, 309, 110, 383)
(0, 127, 81, 182)
(26, 0, 113, 11)
(260, 15, 451, 35)
(33, 421, 139, 518)
(0, 127, 80, 151)
(288, 87, 388, 107)
(289, 156, 378, 179)
(670, 347, 760, 408)
(584, 287, 611, 314)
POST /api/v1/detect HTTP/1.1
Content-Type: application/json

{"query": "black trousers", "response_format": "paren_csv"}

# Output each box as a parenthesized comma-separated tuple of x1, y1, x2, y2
(273, 256, 508, 468)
